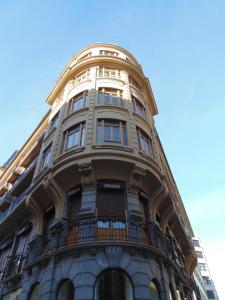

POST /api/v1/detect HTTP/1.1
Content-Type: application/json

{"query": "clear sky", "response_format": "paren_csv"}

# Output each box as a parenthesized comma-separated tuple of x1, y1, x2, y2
(0, 0, 224, 297)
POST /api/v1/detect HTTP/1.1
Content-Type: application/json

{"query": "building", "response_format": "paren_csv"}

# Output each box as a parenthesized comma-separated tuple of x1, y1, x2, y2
(0, 43, 199, 300)
(192, 238, 219, 300)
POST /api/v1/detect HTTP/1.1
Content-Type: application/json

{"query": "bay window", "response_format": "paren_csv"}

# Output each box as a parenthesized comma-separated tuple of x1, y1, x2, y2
(64, 123, 85, 151)
(98, 88, 124, 107)
(69, 91, 88, 113)
(137, 128, 153, 156)
(97, 120, 127, 145)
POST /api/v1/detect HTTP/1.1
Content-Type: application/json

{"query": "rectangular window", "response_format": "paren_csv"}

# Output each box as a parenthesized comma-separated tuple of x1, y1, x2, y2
(50, 112, 59, 129)
(137, 128, 153, 156)
(129, 75, 141, 91)
(98, 67, 121, 79)
(64, 123, 85, 150)
(132, 96, 146, 119)
(206, 290, 215, 299)
(70, 91, 88, 113)
(99, 50, 118, 56)
(97, 88, 124, 107)
(199, 263, 207, 271)
(42, 145, 51, 168)
(97, 120, 127, 145)
(75, 69, 90, 84)
(203, 276, 211, 285)
(196, 251, 203, 258)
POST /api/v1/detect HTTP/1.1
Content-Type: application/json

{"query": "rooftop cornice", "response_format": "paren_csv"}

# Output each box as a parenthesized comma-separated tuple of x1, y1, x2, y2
(46, 54, 158, 115)
(0, 110, 50, 185)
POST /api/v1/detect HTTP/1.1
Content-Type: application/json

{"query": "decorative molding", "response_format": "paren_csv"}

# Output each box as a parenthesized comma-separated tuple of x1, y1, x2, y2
(78, 162, 95, 187)
(105, 246, 122, 268)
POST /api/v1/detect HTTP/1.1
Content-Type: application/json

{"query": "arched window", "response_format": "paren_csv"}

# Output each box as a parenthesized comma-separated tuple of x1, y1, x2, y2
(57, 279, 75, 300)
(149, 280, 161, 300)
(168, 283, 176, 300)
(29, 283, 41, 300)
(95, 269, 133, 300)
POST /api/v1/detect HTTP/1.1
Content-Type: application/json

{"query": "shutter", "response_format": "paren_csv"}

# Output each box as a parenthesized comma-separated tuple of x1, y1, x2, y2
(97, 189, 125, 217)
(68, 193, 81, 222)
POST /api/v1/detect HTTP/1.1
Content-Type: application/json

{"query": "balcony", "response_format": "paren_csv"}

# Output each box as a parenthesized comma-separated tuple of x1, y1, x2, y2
(0, 253, 26, 281)
(25, 217, 188, 281)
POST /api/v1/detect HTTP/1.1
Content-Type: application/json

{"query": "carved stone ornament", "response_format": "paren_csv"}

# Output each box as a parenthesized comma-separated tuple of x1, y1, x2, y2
(78, 162, 95, 187)
(105, 246, 122, 268)
(128, 166, 145, 191)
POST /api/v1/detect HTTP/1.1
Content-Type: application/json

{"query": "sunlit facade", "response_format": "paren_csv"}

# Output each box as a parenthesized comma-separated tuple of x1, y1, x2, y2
(0, 43, 198, 299)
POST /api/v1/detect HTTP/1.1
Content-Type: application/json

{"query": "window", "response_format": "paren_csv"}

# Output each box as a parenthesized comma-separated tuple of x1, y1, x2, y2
(137, 128, 153, 156)
(69, 91, 88, 113)
(193, 239, 200, 247)
(98, 88, 124, 107)
(95, 269, 133, 300)
(42, 145, 51, 168)
(206, 290, 215, 299)
(99, 50, 118, 56)
(75, 69, 90, 84)
(129, 75, 141, 91)
(50, 112, 59, 129)
(199, 263, 207, 271)
(64, 123, 85, 150)
(203, 276, 211, 285)
(196, 251, 203, 258)
(98, 67, 121, 79)
(97, 120, 127, 145)
(43, 204, 55, 235)
(149, 281, 161, 300)
(132, 96, 146, 119)
(29, 283, 41, 300)
(57, 279, 75, 300)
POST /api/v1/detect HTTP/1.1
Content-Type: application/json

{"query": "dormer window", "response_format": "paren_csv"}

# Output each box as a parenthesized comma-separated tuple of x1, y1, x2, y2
(99, 50, 118, 56)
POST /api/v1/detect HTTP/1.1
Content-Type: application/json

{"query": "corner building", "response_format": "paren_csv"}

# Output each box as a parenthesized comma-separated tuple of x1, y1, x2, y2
(0, 44, 198, 300)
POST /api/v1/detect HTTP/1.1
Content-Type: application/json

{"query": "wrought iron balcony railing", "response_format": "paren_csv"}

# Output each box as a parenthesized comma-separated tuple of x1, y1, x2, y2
(0, 253, 26, 280)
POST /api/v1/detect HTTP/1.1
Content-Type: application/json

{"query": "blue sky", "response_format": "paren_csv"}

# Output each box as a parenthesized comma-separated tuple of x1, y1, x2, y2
(0, 0, 224, 297)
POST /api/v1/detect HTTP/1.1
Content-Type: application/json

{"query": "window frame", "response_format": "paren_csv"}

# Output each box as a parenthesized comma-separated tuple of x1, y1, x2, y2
(42, 145, 52, 168)
(64, 122, 85, 151)
(137, 128, 153, 156)
(69, 91, 88, 114)
(97, 119, 127, 145)
(129, 75, 141, 91)
(98, 67, 121, 79)
(132, 96, 146, 119)
(98, 88, 124, 107)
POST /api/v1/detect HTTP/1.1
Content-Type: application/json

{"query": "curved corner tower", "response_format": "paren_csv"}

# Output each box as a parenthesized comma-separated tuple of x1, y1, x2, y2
(0, 44, 198, 300)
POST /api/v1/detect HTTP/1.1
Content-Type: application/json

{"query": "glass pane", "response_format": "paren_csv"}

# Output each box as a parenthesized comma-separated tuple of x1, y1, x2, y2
(98, 221, 110, 228)
(74, 130, 79, 146)
(113, 126, 120, 142)
(98, 92, 103, 104)
(112, 221, 126, 229)
(67, 133, 74, 149)
(104, 126, 111, 141)
(105, 94, 110, 104)
(112, 95, 117, 105)
(104, 70, 110, 77)
(97, 125, 102, 144)
(81, 127, 85, 146)
(123, 127, 127, 145)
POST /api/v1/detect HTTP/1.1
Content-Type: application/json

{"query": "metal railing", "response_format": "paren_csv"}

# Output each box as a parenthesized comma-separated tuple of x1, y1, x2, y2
(0, 253, 26, 280)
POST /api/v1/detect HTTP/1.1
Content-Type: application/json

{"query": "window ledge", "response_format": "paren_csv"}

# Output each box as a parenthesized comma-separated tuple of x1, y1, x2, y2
(43, 126, 56, 143)
(63, 107, 89, 124)
(95, 105, 128, 112)
(93, 144, 132, 152)
(97, 76, 125, 84)
(138, 150, 155, 161)
(55, 146, 85, 164)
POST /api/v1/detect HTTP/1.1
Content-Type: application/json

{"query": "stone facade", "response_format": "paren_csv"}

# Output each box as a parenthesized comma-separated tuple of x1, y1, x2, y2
(0, 44, 198, 300)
